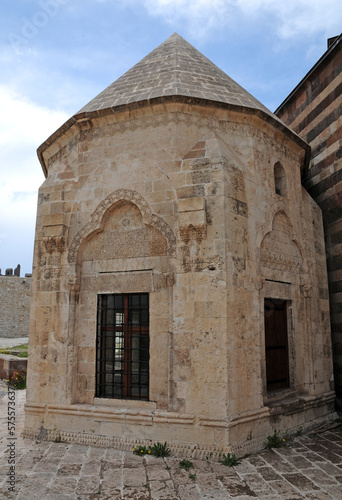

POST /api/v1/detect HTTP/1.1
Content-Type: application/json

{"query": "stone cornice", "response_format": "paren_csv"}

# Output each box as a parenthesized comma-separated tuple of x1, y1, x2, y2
(37, 96, 310, 178)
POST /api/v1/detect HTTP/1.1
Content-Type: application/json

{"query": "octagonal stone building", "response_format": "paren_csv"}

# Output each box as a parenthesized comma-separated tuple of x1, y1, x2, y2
(24, 34, 337, 456)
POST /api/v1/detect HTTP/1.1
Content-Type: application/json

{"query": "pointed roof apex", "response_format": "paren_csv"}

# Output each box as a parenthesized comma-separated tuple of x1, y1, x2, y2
(38, 34, 310, 177)
(77, 33, 274, 118)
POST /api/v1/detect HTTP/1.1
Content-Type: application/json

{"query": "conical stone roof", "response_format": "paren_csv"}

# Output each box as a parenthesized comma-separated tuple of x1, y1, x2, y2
(78, 33, 274, 118)
(38, 33, 310, 176)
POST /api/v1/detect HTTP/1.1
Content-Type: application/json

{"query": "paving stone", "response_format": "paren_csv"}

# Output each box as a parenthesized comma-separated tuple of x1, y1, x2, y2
(321, 485, 342, 498)
(101, 467, 123, 485)
(124, 454, 146, 468)
(148, 479, 178, 499)
(255, 466, 282, 481)
(177, 483, 202, 499)
(305, 491, 337, 500)
(81, 458, 102, 475)
(104, 448, 124, 460)
(0, 389, 342, 500)
(123, 466, 147, 487)
(45, 494, 75, 500)
(100, 458, 123, 472)
(260, 450, 297, 473)
(218, 475, 257, 497)
(98, 485, 122, 499)
(210, 462, 239, 477)
(57, 463, 83, 475)
(303, 466, 339, 486)
(170, 467, 192, 486)
(48, 476, 78, 495)
(146, 464, 172, 481)
(76, 474, 101, 495)
(284, 455, 314, 470)
(269, 478, 305, 498)
(239, 472, 270, 494)
(234, 461, 257, 474)
(301, 451, 327, 463)
(195, 471, 231, 499)
(283, 472, 320, 491)
(246, 454, 267, 467)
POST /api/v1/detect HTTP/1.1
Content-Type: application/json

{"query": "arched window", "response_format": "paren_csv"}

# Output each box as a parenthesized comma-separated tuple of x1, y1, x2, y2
(274, 162, 287, 197)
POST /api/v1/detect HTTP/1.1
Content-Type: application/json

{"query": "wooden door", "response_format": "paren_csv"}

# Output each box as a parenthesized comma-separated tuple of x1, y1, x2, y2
(264, 298, 289, 391)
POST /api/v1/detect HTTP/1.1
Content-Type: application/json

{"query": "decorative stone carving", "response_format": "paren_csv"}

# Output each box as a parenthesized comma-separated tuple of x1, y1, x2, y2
(301, 284, 313, 298)
(180, 255, 223, 273)
(81, 271, 153, 293)
(68, 189, 176, 262)
(260, 211, 302, 273)
(43, 236, 65, 254)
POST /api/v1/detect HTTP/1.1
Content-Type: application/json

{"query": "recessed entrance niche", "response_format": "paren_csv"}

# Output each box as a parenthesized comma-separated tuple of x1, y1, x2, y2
(264, 298, 290, 391)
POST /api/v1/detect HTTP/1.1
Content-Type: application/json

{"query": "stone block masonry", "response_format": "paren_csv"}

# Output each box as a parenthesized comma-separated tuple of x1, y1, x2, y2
(276, 34, 342, 403)
(0, 266, 32, 339)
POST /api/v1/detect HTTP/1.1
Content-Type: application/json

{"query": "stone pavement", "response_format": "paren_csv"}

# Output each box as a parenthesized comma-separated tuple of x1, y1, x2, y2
(1, 384, 342, 500)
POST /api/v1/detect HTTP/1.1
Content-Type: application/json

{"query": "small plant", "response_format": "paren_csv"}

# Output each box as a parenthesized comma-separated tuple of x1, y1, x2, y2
(149, 441, 171, 457)
(188, 472, 197, 481)
(0, 344, 28, 358)
(7, 371, 26, 390)
(132, 445, 151, 456)
(295, 426, 303, 436)
(265, 430, 286, 449)
(179, 459, 194, 471)
(0, 346, 11, 355)
(218, 453, 240, 467)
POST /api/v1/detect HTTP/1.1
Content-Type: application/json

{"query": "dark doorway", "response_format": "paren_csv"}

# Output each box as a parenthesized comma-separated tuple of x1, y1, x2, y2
(264, 298, 290, 391)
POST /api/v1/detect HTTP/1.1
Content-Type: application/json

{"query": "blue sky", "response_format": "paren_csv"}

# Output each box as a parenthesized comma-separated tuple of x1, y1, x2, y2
(0, 0, 341, 275)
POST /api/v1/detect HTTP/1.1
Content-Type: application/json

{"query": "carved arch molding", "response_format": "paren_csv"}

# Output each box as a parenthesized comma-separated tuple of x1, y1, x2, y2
(260, 211, 302, 273)
(68, 189, 176, 263)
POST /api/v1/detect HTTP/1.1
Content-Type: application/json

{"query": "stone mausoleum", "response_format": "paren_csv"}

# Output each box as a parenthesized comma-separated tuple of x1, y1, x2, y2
(24, 34, 337, 456)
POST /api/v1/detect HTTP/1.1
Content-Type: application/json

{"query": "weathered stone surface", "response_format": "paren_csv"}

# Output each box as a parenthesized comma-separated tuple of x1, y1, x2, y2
(0, 386, 340, 500)
(276, 34, 342, 404)
(25, 34, 337, 458)
(0, 275, 31, 338)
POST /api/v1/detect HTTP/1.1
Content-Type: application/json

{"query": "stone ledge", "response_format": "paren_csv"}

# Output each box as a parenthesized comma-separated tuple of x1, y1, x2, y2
(0, 354, 27, 380)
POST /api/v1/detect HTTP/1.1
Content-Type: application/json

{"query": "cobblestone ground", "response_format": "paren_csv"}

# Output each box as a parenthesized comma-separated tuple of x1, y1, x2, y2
(1, 386, 342, 499)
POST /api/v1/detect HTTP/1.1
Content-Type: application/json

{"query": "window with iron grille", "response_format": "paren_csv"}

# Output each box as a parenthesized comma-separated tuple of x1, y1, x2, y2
(96, 293, 149, 400)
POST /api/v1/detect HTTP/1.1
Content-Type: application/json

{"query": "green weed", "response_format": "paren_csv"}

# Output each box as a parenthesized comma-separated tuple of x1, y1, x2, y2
(149, 442, 171, 457)
(265, 430, 286, 449)
(132, 445, 151, 456)
(179, 459, 194, 471)
(218, 452, 241, 467)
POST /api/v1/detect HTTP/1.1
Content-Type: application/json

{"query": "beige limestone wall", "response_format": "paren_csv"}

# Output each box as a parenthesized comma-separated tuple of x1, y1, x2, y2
(0, 276, 31, 338)
(25, 102, 336, 455)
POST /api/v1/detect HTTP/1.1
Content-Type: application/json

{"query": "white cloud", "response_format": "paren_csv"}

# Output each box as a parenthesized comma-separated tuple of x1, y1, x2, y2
(0, 86, 69, 274)
(140, 0, 342, 40)
(236, 0, 342, 39)
(142, 0, 231, 38)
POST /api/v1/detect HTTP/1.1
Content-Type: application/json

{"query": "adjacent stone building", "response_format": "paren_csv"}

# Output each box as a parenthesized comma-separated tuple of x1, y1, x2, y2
(0, 265, 32, 339)
(24, 34, 336, 456)
(276, 34, 342, 407)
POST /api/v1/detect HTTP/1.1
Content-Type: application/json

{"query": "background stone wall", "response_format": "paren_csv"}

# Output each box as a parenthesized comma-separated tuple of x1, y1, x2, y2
(275, 35, 342, 403)
(0, 275, 32, 339)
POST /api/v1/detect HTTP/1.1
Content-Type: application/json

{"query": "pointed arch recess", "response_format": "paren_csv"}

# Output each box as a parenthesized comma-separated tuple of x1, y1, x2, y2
(67, 189, 176, 263)
(260, 210, 303, 273)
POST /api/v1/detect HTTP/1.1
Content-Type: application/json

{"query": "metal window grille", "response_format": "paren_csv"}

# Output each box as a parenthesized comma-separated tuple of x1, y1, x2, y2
(96, 293, 149, 400)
